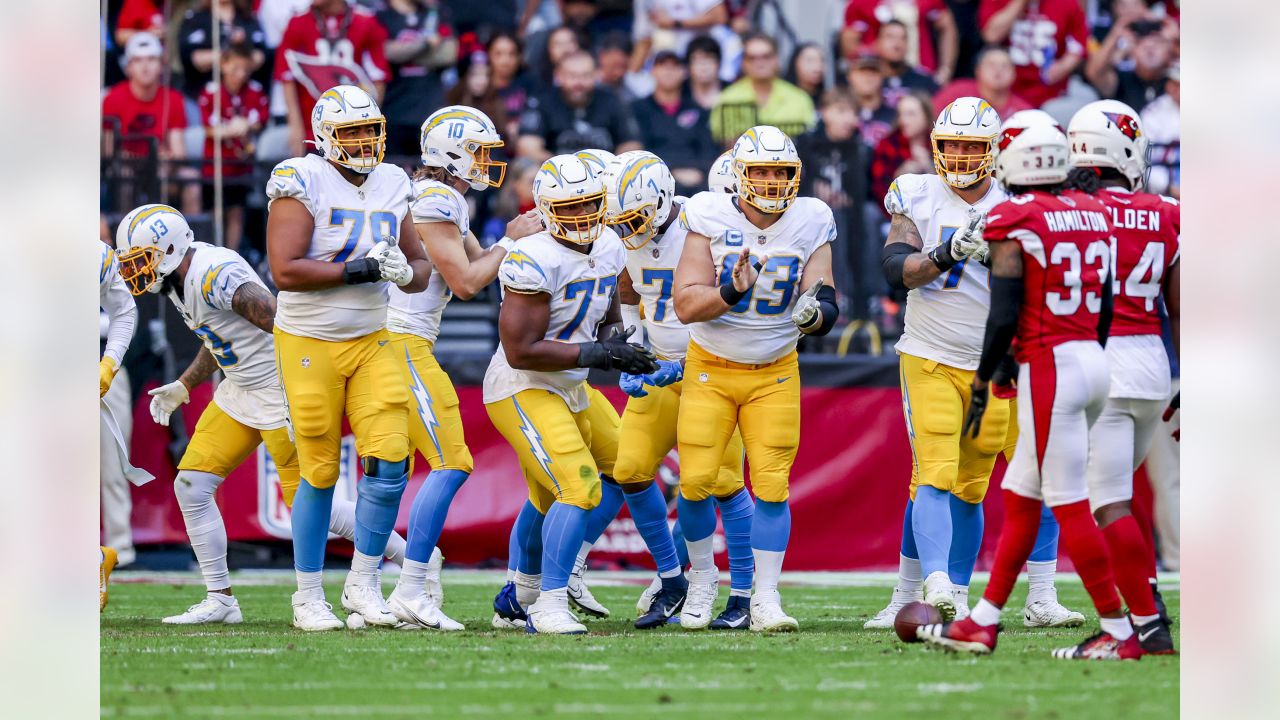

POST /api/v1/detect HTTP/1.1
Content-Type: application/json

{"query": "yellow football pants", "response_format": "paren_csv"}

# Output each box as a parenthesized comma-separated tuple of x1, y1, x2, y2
(389, 332, 474, 473)
(615, 379, 745, 496)
(178, 401, 302, 505)
(899, 353, 1012, 504)
(1004, 398, 1019, 463)
(485, 385, 620, 513)
(677, 341, 799, 503)
(274, 328, 409, 489)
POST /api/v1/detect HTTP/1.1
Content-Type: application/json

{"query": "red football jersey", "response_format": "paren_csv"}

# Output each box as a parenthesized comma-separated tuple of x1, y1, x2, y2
(274, 7, 390, 124)
(198, 80, 271, 177)
(984, 189, 1112, 362)
(844, 0, 947, 72)
(1095, 187, 1180, 337)
(978, 0, 1087, 107)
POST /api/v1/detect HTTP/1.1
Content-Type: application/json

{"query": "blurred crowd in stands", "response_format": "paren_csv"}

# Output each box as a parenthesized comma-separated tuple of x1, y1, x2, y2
(102, 0, 1180, 337)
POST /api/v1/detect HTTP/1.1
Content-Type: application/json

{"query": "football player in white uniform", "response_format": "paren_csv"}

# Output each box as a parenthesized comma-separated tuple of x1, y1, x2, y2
(602, 151, 754, 630)
(708, 151, 736, 194)
(673, 125, 839, 631)
(266, 85, 432, 631)
(383, 105, 540, 631)
(483, 154, 657, 634)
(115, 204, 410, 625)
(99, 240, 137, 611)
(871, 100, 1081, 628)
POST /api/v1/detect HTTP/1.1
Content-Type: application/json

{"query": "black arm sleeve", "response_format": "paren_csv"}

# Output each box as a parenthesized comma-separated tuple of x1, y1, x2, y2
(1097, 273, 1114, 347)
(880, 242, 916, 291)
(976, 275, 1024, 382)
(801, 285, 840, 336)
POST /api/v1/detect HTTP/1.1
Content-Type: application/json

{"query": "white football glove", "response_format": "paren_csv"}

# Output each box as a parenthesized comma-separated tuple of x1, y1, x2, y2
(950, 211, 988, 262)
(148, 380, 190, 426)
(791, 278, 825, 330)
(367, 239, 413, 286)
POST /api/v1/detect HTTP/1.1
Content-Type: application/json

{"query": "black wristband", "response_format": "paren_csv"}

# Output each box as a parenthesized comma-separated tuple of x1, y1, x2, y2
(342, 257, 382, 285)
(720, 283, 748, 306)
(575, 342, 609, 370)
(928, 241, 959, 271)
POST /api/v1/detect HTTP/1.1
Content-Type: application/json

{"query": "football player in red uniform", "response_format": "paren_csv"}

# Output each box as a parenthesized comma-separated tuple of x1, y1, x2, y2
(1067, 99, 1179, 654)
(917, 119, 1143, 660)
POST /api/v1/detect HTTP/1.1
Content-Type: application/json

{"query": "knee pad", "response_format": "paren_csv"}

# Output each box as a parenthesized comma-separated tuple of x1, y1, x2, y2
(173, 471, 222, 509)
(362, 456, 409, 479)
(359, 457, 409, 504)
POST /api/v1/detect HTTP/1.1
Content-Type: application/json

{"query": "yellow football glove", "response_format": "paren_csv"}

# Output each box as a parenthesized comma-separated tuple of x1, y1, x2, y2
(99, 357, 119, 397)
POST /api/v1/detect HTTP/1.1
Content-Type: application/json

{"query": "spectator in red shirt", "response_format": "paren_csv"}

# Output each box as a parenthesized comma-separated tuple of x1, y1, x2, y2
(274, 0, 391, 156)
(933, 46, 1033, 120)
(198, 44, 269, 251)
(840, 0, 958, 83)
(870, 90, 934, 213)
(114, 0, 165, 47)
(979, 0, 1087, 107)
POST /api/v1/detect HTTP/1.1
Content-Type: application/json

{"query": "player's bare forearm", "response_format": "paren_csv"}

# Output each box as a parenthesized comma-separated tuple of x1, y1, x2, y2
(990, 240, 1023, 279)
(419, 223, 497, 300)
(232, 283, 277, 333)
(267, 197, 346, 291)
(397, 214, 433, 293)
(178, 347, 220, 391)
(618, 269, 641, 305)
(887, 214, 942, 289)
(499, 291, 581, 371)
(674, 231, 733, 323)
(1165, 261, 1180, 358)
(801, 244, 834, 293)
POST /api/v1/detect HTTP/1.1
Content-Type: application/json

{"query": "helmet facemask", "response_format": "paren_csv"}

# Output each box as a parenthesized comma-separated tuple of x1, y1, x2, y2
(542, 192, 608, 245)
(116, 246, 166, 295)
(609, 201, 659, 250)
(463, 140, 507, 189)
(932, 134, 994, 188)
(735, 160, 801, 213)
(322, 118, 386, 174)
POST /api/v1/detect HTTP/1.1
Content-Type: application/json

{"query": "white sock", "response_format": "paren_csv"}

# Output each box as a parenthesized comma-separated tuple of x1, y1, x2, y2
(658, 566, 681, 579)
(423, 550, 442, 583)
(971, 598, 1002, 626)
(505, 568, 517, 582)
(954, 585, 969, 604)
(895, 554, 923, 597)
(753, 548, 785, 598)
(208, 591, 236, 605)
(329, 498, 407, 565)
(574, 542, 593, 574)
(537, 586, 568, 610)
(173, 471, 231, 592)
(686, 536, 715, 573)
(514, 571, 541, 607)
(348, 550, 382, 586)
(730, 588, 750, 599)
(296, 570, 323, 594)
(1026, 559, 1057, 602)
(398, 558, 430, 594)
(1100, 615, 1134, 641)
(1132, 612, 1160, 626)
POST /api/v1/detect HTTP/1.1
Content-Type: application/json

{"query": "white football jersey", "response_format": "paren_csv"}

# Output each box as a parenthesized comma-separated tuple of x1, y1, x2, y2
(387, 179, 469, 343)
(625, 208, 691, 361)
(165, 243, 287, 428)
(265, 154, 412, 341)
(483, 229, 627, 412)
(99, 243, 136, 366)
(678, 192, 836, 365)
(886, 174, 1007, 370)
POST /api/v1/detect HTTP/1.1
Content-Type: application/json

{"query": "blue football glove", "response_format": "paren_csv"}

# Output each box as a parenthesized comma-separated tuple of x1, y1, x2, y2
(620, 372, 649, 398)
(648, 359, 684, 388)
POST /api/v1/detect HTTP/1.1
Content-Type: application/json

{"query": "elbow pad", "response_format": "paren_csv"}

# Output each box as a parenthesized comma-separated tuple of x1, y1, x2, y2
(802, 285, 840, 336)
(881, 242, 916, 291)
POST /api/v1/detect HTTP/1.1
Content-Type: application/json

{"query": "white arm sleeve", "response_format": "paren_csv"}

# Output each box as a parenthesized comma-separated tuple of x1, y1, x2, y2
(620, 300, 646, 348)
(101, 272, 137, 365)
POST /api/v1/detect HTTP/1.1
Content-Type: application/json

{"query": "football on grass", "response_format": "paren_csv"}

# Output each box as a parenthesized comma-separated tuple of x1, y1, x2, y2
(894, 601, 943, 643)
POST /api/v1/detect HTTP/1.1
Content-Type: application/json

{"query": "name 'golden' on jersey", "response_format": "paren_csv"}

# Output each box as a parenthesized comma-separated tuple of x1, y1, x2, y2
(678, 191, 835, 365)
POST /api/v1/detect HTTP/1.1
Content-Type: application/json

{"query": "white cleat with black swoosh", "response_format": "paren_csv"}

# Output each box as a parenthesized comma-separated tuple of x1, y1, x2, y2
(388, 587, 464, 631)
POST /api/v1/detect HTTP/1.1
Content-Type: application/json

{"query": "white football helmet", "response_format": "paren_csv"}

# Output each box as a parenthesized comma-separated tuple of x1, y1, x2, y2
(575, 149, 616, 178)
(534, 154, 608, 245)
(708, 151, 736, 194)
(311, 85, 385, 174)
(419, 105, 506, 190)
(731, 125, 801, 213)
(601, 151, 675, 250)
(993, 122, 1070, 188)
(931, 96, 1001, 188)
(1067, 99, 1149, 190)
(115, 204, 194, 295)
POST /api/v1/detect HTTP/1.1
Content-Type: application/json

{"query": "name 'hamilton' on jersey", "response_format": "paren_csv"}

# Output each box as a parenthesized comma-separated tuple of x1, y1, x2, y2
(386, 178, 470, 343)
(678, 192, 835, 365)
(886, 173, 1007, 370)
(265, 153, 412, 341)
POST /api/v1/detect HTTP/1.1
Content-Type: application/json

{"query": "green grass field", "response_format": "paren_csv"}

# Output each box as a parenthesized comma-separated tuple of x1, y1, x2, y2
(101, 571, 1178, 718)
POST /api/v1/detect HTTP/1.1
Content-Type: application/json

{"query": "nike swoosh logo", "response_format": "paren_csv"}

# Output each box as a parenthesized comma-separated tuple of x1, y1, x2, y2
(685, 613, 704, 619)
(724, 616, 748, 627)
(1137, 626, 1160, 641)
(378, 340, 388, 346)
(439, 209, 452, 217)
(777, 376, 791, 383)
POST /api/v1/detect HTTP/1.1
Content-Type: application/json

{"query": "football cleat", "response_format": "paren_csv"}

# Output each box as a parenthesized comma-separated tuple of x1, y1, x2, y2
(636, 575, 662, 616)
(162, 594, 243, 625)
(1152, 581, 1173, 625)
(923, 571, 957, 621)
(292, 588, 344, 631)
(1023, 596, 1087, 628)
(1051, 631, 1144, 660)
(750, 595, 799, 633)
(636, 577, 688, 630)
(1133, 616, 1177, 655)
(710, 595, 752, 630)
(917, 618, 1000, 655)
(424, 546, 445, 607)
(567, 567, 610, 618)
(341, 581, 398, 627)
(863, 587, 923, 629)
(100, 546, 118, 613)
(953, 588, 971, 621)
(526, 596, 588, 635)
(680, 568, 720, 630)
(492, 581, 529, 630)
(388, 587, 464, 632)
